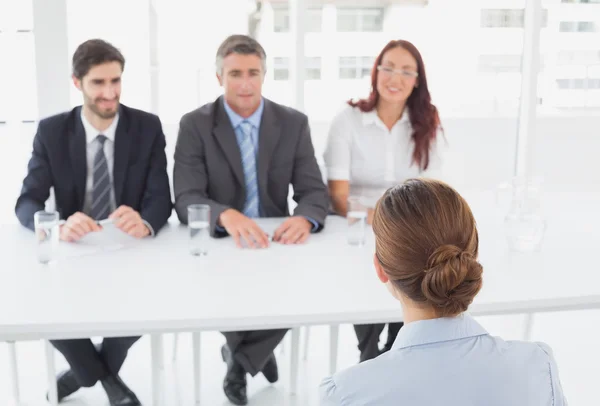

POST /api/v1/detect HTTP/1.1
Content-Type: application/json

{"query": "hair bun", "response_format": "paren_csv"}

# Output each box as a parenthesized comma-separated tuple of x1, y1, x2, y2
(427, 244, 465, 268)
(421, 245, 483, 315)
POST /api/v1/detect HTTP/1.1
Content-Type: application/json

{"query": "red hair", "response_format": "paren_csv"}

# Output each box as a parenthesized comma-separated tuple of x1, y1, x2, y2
(348, 40, 441, 171)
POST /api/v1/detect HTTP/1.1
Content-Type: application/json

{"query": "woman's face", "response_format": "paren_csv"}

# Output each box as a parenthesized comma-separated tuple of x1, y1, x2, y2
(376, 46, 419, 106)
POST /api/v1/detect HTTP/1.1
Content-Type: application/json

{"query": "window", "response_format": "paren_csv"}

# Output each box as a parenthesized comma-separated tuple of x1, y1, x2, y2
(0, 0, 33, 31)
(273, 57, 289, 81)
(556, 78, 600, 89)
(478, 54, 547, 74)
(481, 9, 525, 28)
(273, 7, 289, 32)
(478, 55, 523, 73)
(561, 0, 600, 3)
(305, 57, 321, 80)
(481, 9, 548, 28)
(273, 7, 323, 33)
(557, 50, 600, 65)
(337, 8, 384, 32)
(559, 21, 597, 32)
(0, 0, 36, 224)
(273, 57, 322, 80)
(0, 0, 36, 123)
(339, 57, 374, 79)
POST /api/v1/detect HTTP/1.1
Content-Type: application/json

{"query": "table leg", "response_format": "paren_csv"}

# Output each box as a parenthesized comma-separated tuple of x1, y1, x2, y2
(523, 313, 535, 341)
(192, 332, 201, 405)
(329, 325, 339, 375)
(290, 328, 300, 395)
(172, 333, 180, 363)
(150, 334, 164, 406)
(8, 342, 20, 405)
(45, 340, 58, 406)
(303, 326, 310, 361)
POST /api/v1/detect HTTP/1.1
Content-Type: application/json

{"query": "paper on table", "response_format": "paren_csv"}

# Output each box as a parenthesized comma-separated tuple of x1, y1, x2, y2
(232, 218, 285, 249)
(254, 218, 284, 238)
(55, 222, 138, 259)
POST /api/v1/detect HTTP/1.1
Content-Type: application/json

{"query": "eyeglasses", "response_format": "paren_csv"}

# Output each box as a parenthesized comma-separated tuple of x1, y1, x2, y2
(377, 65, 419, 79)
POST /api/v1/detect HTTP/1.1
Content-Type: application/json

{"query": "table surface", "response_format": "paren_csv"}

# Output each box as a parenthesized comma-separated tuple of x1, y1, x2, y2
(1, 191, 599, 341)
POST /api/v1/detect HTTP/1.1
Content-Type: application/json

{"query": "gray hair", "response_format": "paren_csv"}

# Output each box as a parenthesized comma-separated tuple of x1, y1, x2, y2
(215, 34, 267, 75)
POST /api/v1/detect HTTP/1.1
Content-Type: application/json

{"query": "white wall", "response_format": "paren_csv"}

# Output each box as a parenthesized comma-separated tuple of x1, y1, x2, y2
(154, 0, 250, 124)
(66, 0, 152, 112)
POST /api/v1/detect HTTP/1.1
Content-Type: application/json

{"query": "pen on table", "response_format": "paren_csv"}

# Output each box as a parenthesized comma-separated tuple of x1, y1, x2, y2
(56, 219, 113, 226)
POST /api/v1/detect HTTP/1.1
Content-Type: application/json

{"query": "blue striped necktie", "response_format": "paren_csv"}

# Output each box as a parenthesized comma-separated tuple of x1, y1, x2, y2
(239, 121, 259, 218)
(90, 135, 111, 220)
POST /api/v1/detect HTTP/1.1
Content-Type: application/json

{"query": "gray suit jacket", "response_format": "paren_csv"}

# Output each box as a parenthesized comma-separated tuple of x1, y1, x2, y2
(173, 96, 328, 237)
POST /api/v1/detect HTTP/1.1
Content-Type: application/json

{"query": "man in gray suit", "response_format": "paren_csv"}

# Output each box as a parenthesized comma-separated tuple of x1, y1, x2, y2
(173, 35, 328, 405)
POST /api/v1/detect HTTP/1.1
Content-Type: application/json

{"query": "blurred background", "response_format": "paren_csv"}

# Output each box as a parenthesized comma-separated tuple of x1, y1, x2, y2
(1, 0, 600, 222)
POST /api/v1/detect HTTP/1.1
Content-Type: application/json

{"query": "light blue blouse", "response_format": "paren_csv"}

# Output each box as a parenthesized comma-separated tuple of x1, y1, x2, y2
(320, 313, 567, 406)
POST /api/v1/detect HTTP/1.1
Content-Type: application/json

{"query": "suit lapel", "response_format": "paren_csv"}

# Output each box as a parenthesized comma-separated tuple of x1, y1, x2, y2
(257, 99, 281, 197)
(112, 105, 131, 205)
(69, 107, 87, 209)
(213, 99, 245, 186)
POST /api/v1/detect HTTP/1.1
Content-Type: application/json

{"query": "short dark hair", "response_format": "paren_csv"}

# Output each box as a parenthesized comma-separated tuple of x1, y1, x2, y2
(215, 34, 266, 75)
(72, 39, 125, 79)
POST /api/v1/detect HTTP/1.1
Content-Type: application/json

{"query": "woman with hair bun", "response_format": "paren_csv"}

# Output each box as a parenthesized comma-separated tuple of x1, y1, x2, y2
(320, 179, 567, 406)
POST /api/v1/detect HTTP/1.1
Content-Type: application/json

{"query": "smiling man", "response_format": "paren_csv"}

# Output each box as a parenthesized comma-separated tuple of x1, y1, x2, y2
(16, 39, 172, 405)
(173, 34, 328, 405)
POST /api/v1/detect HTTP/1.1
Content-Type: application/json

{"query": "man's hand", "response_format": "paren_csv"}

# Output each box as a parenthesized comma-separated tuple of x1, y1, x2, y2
(60, 212, 101, 242)
(219, 209, 269, 249)
(109, 205, 150, 238)
(272, 216, 312, 245)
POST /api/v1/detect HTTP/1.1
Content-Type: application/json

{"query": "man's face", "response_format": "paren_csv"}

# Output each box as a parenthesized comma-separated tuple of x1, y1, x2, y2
(217, 53, 264, 117)
(73, 61, 122, 119)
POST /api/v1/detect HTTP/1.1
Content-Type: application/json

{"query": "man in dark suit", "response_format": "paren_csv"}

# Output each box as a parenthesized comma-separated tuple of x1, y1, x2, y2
(16, 39, 172, 406)
(173, 35, 328, 405)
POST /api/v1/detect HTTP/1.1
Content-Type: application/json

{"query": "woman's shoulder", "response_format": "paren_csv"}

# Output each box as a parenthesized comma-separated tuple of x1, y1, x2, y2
(487, 335, 559, 367)
(323, 351, 405, 393)
(506, 338, 557, 359)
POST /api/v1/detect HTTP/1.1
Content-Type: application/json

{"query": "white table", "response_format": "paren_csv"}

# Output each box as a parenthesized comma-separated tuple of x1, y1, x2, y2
(2, 193, 599, 405)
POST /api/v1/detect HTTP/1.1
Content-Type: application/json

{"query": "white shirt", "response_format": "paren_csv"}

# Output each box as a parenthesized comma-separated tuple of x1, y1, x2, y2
(79, 110, 154, 235)
(323, 105, 444, 204)
(80, 109, 118, 216)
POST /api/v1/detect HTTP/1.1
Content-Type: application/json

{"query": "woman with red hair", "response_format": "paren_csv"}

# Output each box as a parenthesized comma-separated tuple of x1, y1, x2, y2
(324, 39, 446, 363)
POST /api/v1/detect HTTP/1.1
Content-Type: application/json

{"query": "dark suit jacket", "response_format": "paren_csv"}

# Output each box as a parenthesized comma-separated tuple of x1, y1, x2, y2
(15, 104, 172, 234)
(173, 96, 328, 236)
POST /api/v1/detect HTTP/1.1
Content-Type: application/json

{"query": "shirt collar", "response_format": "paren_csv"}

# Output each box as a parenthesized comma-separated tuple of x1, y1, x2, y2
(222, 97, 264, 130)
(80, 107, 119, 144)
(361, 107, 411, 128)
(392, 313, 488, 350)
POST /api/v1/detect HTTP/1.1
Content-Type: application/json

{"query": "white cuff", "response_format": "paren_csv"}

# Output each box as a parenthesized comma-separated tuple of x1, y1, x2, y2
(142, 219, 155, 237)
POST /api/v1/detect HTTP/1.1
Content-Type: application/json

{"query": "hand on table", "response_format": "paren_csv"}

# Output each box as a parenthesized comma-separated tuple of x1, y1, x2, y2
(272, 216, 312, 245)
(109, 205, 151, 238)
(219, 209, 270, 249)
(60, 212, 101, 242)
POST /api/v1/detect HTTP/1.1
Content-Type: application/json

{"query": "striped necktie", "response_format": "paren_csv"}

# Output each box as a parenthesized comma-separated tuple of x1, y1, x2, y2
(90, 135, 112, 220)
(239, 121, 259, 218)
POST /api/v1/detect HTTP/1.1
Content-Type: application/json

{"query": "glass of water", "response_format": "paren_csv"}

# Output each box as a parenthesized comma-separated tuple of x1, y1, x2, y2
(347, 196, 368, 246)
(34, 210, 59, 264)
(188, 204, 210, 256)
